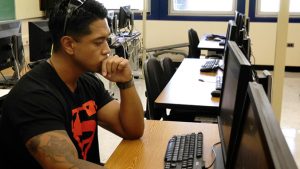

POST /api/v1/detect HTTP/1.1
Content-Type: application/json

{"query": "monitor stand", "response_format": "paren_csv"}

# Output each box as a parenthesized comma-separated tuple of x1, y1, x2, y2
(0, 58, 22, 87)
(213, 145, 225, 169)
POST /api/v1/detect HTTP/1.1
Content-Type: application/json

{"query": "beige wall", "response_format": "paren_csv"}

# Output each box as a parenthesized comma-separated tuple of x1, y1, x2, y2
(20, 19, 300, 67)
(134, 20, 300, 67)
(13, 0, 300, 67)
(15, 0, 43, 20)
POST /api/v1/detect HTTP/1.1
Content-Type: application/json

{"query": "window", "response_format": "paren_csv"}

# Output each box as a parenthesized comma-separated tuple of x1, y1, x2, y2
(257, 0, 300, 17)
(96, 0, 147, 11)
(169, 0, 237, 16)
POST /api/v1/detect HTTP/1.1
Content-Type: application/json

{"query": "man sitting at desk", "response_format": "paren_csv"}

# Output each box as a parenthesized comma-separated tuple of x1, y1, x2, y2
(0, 0, 144, 168)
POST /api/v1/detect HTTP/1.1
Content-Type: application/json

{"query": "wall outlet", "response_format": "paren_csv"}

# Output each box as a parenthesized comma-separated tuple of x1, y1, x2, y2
(287, 43, 294, 48)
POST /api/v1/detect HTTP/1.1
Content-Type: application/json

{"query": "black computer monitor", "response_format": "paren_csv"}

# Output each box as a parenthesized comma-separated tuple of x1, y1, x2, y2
(223, 20, 237, 58)
(257, 70, 272, 101)
(232, 82, 297, 169)
(218, 41, 252, 168)
(118, 5, 134, 35)
(218, 20, 237, 70)
(240, 35, 251, 62)
(245, 17, 250, 35)
(234, 11, 246, 46)
(29, 20, 52, 63)
(39, 0, 61, 17)
(0, 20, 24, 84)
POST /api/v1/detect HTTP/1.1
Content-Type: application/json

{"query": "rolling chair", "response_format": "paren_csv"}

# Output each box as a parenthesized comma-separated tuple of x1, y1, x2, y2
(143, 58, 168, 120)
(161, 57, 176, 83)
(143, 58, 196, 121)
(188, 28, 201, 58)
(188, 28, 222, 59)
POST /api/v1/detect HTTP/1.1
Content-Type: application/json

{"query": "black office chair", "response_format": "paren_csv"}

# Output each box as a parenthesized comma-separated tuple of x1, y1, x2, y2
(143, 58, 168, 120)
(143, 58, 196, 121)
(188, 28, 201, 58)
(188, 28, 222, 59)
(161, 57, 176, 84)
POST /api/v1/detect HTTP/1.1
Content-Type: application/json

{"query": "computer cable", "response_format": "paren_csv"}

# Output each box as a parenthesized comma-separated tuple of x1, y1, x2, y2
(204, 141, 221, 169)
(249, 42, 259, 82)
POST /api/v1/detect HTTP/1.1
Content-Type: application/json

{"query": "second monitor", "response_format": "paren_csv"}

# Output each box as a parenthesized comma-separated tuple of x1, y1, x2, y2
(28, 20, 52, 63)
(118, 5, 134, 36)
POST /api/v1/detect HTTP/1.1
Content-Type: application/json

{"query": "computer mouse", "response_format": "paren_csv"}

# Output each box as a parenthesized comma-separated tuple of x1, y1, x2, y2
(211, 90, 221, 97)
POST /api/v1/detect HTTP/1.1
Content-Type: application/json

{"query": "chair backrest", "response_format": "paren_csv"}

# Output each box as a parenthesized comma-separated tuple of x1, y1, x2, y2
(188, 28, 201, 58)
(143, 58, 167, 120)
(161, 57, 176, 84)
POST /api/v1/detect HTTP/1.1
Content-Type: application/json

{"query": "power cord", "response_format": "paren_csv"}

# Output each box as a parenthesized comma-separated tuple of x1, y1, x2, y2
(249, 42, 259, 81)
(204, 141, 221, 169)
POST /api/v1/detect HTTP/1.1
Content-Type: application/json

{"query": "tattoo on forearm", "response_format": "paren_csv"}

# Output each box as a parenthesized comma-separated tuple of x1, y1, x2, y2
(27, 131, 101, 169)
(27, 131, 77, 164)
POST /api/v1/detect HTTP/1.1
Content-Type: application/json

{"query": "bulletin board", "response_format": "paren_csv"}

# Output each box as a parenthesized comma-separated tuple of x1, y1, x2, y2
(0, 0, 15, 21)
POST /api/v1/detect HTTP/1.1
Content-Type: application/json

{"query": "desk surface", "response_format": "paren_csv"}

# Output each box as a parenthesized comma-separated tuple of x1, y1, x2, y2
(105, 120, 220, 169)
(155, 58, 221, 112)
(198, 34, 225, 52)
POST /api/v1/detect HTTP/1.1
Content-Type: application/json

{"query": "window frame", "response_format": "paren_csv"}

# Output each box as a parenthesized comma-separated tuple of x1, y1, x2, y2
(168, 0, 238, 17)
(256, 0, 300, 18)
(249, 0, 300, 22)
(95, 0, 150, 12)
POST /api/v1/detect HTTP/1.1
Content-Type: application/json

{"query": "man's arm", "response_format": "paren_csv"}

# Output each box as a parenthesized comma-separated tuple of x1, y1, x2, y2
(26, 130, 105, 169)
(98, 56, 144, 139)
(97, 83, 145, 139)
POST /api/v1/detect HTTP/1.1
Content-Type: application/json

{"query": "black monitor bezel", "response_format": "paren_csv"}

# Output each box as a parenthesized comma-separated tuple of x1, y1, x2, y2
(232, 82, 298, 169)
(257, 70, 272, 101)
(222, 20, 237, 61)
(118, 5, 132, 30)
(0, 20, 24, 74)
(28, 20, 53, 62)
(217, 40, 252, 167)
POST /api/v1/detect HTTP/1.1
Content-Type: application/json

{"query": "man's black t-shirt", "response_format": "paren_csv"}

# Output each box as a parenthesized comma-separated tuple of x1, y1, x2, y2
(0, 61, 113, 168)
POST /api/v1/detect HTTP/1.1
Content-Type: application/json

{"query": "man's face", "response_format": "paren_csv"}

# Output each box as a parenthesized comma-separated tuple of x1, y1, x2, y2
(71, 19, 111, 73)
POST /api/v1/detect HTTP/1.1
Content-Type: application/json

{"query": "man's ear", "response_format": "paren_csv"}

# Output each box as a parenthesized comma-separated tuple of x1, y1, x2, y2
(60, 36, 76, 55)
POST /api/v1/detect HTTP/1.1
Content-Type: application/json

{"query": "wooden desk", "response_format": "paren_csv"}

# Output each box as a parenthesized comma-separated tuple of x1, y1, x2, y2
(155, 58, 221, 113)
(105, 120, 221, 169)
(198, 34, 224, 52)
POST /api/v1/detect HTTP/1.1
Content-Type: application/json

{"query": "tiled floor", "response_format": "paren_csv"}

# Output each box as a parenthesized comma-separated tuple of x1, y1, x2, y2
(281, 72, 300, 167)
(98, 71, 300, 168)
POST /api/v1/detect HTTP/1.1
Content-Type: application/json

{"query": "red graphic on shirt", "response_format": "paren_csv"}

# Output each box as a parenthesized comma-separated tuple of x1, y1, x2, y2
(71, 100, 97, 160)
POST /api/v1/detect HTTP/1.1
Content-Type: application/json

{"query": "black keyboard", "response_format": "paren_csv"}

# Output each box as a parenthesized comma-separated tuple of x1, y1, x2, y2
(216, 75, 223, 90)
(200, 59, 219, 72)
(164, 132, 205, 169)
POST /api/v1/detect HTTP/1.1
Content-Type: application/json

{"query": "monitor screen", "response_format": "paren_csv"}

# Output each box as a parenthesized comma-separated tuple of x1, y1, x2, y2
(0, 20, 24, 75)
(118, 5, 134, 35)
(0, 37, 15, 71)
(245, 17, 250, 35)
(222, 20, 237, 59)
(234, 11, 246, 47)
(29, 20, 53, 62)
(241, 35, 251, 62)
(232, 82, 297, 169)
(218, 41, 252, 168)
